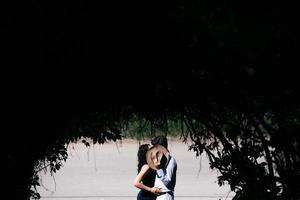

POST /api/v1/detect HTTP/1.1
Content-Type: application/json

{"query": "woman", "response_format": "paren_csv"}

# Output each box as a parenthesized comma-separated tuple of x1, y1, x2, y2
(133, 144, 161, 200)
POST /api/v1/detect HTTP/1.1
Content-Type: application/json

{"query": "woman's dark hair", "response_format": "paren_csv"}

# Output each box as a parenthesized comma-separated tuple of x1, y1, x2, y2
(137, 144, 149, 172)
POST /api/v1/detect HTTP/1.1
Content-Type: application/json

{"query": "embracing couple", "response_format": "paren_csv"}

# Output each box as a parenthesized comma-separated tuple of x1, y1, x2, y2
(133, 136, 177, 200)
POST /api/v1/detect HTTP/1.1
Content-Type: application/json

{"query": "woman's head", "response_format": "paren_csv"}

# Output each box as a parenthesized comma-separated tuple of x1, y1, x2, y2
(137, 144, 150, 172)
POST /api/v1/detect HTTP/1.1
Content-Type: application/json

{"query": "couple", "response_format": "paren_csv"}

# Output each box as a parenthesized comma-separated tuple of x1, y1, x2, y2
(133, 136, 177, 200)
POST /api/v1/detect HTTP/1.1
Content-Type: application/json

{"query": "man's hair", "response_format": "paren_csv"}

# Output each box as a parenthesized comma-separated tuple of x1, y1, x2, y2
(151, 135, 168, 149)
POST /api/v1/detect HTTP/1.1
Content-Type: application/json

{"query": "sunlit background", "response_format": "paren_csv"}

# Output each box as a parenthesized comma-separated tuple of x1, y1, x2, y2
(37, 137, 234, 200)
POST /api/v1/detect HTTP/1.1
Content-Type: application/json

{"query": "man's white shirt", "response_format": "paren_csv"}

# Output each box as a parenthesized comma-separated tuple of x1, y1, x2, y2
(154, 155, 177, 193)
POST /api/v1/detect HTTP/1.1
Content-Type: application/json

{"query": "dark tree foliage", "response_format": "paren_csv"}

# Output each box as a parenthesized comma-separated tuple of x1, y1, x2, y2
(2, 1, 299, 200)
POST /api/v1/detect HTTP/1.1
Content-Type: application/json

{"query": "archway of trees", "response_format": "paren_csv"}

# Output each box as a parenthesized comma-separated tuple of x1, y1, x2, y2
(3, 1, 299, 200)
(6, 101, 300, 200)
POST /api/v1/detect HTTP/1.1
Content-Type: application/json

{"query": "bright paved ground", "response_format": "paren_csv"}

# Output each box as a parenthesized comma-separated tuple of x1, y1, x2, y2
(37, 138, 234, 200)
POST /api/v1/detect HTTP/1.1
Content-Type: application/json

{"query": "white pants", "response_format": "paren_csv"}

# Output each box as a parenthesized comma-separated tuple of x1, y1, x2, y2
(156, 193, 174, 200)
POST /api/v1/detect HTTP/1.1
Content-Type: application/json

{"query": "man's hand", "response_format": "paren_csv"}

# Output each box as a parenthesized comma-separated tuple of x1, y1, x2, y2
(150, 187, 161, 195)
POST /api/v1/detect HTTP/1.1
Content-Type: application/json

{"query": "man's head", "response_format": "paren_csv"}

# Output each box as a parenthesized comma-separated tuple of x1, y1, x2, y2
(151, 135, 168, 149)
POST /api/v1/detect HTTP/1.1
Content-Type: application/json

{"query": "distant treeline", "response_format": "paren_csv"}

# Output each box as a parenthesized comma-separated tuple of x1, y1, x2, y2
(120, 116, 185, 139)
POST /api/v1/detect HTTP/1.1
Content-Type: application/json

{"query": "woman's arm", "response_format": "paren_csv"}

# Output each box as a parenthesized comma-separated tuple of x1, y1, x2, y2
(133, 164, 160, 194)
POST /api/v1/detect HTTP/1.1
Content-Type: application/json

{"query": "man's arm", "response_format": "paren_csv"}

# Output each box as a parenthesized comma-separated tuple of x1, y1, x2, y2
(156, 156, 177, 188)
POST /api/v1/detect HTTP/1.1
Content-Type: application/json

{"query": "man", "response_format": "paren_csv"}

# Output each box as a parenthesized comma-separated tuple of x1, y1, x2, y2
(147, 136, 177, 200)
